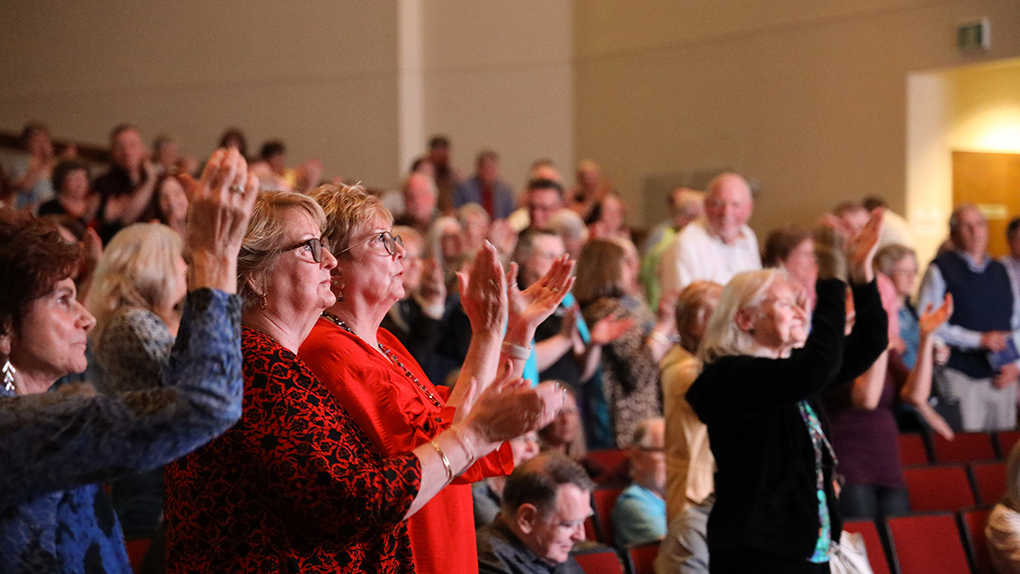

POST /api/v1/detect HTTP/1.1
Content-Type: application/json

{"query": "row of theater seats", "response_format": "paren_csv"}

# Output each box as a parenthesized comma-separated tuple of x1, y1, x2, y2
(899, 430, 1020, 467)
(845, 508, 996, 574)
(574, 508, 997, 574)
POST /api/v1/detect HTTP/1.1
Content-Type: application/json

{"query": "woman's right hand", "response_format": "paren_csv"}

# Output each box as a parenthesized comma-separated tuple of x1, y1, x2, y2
(178, 148, 258, 293)
(846, 208, 883, 284)
(457, 241, 507, 335)
(461, 369, 564, 445)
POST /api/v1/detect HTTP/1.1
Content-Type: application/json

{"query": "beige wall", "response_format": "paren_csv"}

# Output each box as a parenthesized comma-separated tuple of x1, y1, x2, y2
(0, 2, 401, 186)
(574, 0, 1020, 238)
(420, 0, 574, 193)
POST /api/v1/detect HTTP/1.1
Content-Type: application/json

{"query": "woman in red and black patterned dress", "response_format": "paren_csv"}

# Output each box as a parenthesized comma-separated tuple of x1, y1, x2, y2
(164, 190, 565, 574)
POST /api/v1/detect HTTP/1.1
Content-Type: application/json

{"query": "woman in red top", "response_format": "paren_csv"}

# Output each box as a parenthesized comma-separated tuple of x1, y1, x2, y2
(301, 183, 574, 574)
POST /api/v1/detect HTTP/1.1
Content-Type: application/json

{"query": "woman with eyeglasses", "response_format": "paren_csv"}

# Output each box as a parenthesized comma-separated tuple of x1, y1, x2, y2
(165, 186, 565, 573)
(298, 183, 574, 574)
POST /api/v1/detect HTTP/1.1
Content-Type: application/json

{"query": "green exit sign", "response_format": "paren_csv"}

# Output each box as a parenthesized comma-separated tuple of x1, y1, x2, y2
(958, 19, 990, 53)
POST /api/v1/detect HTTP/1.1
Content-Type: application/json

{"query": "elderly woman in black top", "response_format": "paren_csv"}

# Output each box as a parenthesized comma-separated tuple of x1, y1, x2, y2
(685, 211, 888, 573)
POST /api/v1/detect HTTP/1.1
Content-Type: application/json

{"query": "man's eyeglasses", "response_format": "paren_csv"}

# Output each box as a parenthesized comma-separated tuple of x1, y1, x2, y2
(283, 237, 326, 263)
(339, 231, 403, 256)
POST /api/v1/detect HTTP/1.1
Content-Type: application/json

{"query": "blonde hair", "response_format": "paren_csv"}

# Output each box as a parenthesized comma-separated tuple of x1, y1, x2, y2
(573, 239, 627, 305)
(314, 182, 393, 259)
(87, 223, 183, 346)
(237, 190, 327, 311)
(698, 269, 782, 363)
(675, 281, 723, 354)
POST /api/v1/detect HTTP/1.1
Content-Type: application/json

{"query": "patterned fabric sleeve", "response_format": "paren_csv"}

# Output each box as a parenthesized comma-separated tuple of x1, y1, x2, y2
(96, 307, 173, 393)
(584, 297, 659, 393)
(0, 288, 242, 509)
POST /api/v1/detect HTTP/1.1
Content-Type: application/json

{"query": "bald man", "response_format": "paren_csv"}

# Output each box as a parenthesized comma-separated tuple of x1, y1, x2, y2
(658, 173, 761, 295)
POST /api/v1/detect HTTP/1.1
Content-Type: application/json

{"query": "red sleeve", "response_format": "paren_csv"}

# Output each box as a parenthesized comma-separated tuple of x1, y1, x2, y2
(301, 320, 512, 480)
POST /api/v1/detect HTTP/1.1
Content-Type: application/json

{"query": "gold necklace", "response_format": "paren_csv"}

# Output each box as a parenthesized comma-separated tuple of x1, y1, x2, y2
(320, 312, 443, 410)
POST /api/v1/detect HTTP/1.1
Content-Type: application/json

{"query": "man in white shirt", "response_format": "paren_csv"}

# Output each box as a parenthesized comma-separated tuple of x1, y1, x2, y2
(658, 173, 761, 294)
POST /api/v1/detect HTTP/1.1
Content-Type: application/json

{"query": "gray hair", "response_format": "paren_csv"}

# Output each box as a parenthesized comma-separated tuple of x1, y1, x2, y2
(698, 269, 783, 363)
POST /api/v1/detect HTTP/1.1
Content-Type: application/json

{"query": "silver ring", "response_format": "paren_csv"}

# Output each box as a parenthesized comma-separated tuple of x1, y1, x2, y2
(551, 287, 560, 293)
(228, 184, 244, 194)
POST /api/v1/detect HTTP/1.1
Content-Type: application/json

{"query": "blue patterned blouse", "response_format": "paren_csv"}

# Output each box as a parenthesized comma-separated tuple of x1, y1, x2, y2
(0, 289, 242, 574)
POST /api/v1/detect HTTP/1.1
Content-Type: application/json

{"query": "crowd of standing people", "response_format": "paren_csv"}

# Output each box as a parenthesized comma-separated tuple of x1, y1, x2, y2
(2, 121, 1020, 574)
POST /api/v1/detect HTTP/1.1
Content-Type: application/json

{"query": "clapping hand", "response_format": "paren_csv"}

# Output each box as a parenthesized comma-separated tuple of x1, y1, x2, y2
(457, 241, 507, 334)
(506, 255, 575, 339)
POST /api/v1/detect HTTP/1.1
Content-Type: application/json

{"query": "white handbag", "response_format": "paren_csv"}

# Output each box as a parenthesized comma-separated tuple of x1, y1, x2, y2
(828, 530, 875, 574)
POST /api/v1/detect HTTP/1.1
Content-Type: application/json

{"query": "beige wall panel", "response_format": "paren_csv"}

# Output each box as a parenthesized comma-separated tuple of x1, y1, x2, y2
(421, 0, 574, 191)
(0, 1, 401, 186)
(575, 0, 1020, 234)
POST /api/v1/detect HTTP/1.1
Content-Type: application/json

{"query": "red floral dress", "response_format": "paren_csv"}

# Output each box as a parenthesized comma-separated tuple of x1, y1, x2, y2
(165, 328, 422, 574)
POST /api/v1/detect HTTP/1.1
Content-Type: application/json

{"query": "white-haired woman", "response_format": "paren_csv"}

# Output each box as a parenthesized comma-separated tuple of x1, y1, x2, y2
(85, 222, 189, 539)
(685, 211, 888, 573)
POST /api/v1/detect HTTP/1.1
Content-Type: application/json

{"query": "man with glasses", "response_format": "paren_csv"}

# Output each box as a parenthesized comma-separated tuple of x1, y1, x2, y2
(611, 417, 667, 548)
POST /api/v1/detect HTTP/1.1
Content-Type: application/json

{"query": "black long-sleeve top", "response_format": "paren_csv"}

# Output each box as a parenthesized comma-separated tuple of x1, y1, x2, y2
(685, 278, 887, 559)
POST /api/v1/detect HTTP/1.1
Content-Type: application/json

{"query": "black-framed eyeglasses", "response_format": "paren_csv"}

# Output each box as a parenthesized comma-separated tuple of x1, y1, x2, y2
(339, 231, 403, 256)
(283, 237, 326, 263)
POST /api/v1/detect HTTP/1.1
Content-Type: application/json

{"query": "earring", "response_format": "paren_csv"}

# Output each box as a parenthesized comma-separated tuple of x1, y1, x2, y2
(339, 290, 343, 303)
(3, 360, 15, 392)
(259, 293, 268, 310)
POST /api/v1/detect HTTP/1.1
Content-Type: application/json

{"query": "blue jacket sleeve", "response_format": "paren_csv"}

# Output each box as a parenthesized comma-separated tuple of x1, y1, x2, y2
(0, 289, 242, 509)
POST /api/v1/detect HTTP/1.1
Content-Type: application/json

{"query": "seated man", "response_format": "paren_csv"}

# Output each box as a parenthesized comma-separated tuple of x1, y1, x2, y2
(611, 417, 667, 548)
(477, 452, 595, 574)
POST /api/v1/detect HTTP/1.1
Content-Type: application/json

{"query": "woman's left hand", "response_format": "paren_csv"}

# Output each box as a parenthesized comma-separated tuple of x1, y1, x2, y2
(507, 254, 575, 339)
(457, 241, 507, 335)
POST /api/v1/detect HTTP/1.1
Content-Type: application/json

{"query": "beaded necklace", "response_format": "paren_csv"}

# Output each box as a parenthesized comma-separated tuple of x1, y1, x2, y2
(320, 312, 443, 410)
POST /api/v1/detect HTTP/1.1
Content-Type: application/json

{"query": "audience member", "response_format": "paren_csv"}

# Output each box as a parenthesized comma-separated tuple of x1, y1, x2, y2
(474, 432, 541, 529)
(832, 201, 870, 235)
(655, 495, 713, 574)
(640, 188, 704, 309)
(38, 159, 98, 224)
(426, 215, 467, 292)
(0, 149, 251, 574)
(299, 183, 572, 574)
(8, 122, 63, 213)
(522, 178, 566, 232)
(612, 417, 667, 548)
(217, 127, 249, 159)
(546, 209, 588, 261)
(476, 452, 594, 574)
(458, 203, 492, 255)
(918, 204, 1018, 431)
(685, 210, 887, 573)
(763, 225, 818, 309)
(568, 159, 606, 223)
(575, 239, 671, 447)
(151, 134, 198, 177)
(150, 173, 190, 239)
(538, 387, 587, 464)
(379, 226, 446, 367)
(661, 281, 722, 520)
(986, 440, 1020, 574)
(824, 288, 952, 520)
(658, 173, 760, 296)
(454, 150, 515, 220)
(93, 124, 158, 244)
(249, 140, 291, 191)
(395, 172, 439, 235)
(86, 222, 188, 538)
(1001, 217, 1020, 324)
(588, 194, 630, 242)
(428, 135, 462, 214)
(863, 195, 915, 249)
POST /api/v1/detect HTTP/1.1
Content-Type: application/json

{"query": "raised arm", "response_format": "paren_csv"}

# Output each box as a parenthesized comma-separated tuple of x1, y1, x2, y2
(0, 148, 257, 508)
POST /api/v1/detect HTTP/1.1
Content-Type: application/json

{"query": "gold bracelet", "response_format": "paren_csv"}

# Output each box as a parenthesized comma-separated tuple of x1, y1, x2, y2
(449, 425, 477, 464)
(431, 439, 453, 482)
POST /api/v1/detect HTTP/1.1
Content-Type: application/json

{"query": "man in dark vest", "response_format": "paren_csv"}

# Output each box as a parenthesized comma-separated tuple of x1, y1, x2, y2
(919, 204, 1018, 431)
